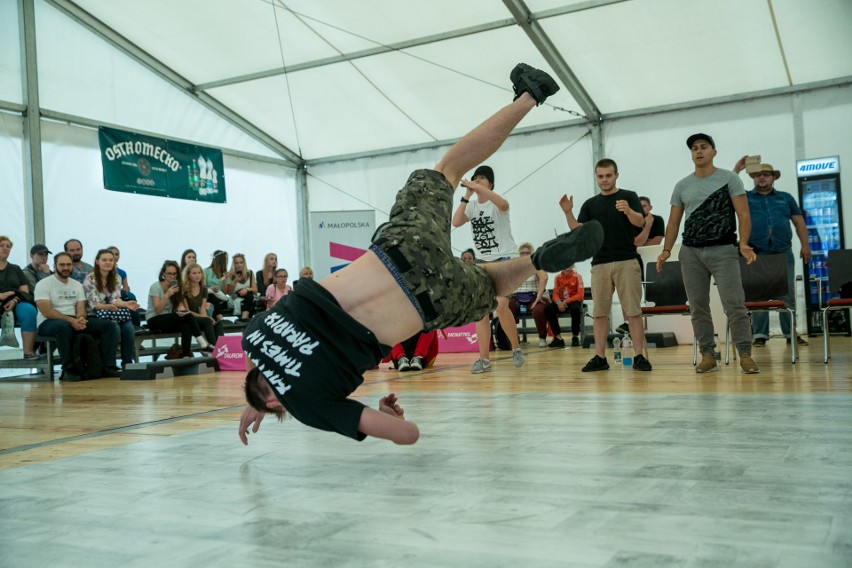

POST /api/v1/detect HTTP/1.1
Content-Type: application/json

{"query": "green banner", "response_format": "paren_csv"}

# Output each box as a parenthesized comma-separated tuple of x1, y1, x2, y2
(98, 126, 226, 203)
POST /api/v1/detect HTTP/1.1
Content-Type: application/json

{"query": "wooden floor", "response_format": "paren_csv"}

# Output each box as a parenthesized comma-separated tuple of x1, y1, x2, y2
(1, 340, 851, 567)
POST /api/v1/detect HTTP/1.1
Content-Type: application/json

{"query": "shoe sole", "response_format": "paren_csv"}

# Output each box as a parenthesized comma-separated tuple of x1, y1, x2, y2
(582, 365, 610, 372)
(511, 63, 560, 105)
(695, 366, 719, 373)
(533, 221, 604, 272)
(471, 366, 492, 374)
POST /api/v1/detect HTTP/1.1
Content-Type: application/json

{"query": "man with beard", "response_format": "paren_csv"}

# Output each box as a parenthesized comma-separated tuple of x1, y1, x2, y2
(34, 252, 120, 381)
(732, 159, 811, 347)
(64, 239, 94, 284)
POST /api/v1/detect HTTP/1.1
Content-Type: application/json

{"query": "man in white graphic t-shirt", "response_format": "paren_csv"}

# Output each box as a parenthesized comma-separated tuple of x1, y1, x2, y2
(452, 165, 525, 373)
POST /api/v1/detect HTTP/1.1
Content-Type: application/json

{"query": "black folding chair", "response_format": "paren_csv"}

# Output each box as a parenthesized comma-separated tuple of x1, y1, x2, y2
(726, 253, 796, 364)
(642, 261, 696, 364)
(822, 249, 852, 364)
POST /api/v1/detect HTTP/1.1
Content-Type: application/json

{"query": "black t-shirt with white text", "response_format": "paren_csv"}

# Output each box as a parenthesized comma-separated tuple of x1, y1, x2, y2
(242, 278, 390, 440)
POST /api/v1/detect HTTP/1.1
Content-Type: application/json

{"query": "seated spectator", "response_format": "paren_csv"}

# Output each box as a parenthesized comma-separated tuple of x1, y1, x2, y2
(293, 266, 314, 288)
(107, 245, 141, 327)
(461, 248, 476, 264)
(180, 249, 197, 272)
(383, 330, 439, 372)
(146, 260, 213, 358)
(229, 253, 257, 322)
(182, 262, 222, 347)
(23, 244, 52, 294)
(83, 249, 138, 370)
(265, 268, 292, 308)
(64, 238, 94, 283)
(546, 264, 585, 347)
(35, 252, 121, 381)
(508, 242, 551, 348)
(204, 250, 233, 321)
(0, 236, 39, 358)
(255, 253, 278, 305)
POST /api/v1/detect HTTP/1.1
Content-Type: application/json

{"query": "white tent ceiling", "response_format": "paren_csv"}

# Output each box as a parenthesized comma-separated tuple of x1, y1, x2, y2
(43, 0, 852, 166)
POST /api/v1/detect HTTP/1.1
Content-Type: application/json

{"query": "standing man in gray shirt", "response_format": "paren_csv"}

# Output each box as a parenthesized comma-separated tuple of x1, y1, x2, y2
(656, 133, 758, 374)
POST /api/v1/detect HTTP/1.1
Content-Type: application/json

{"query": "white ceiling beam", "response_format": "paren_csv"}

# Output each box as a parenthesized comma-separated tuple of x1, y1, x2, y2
(502, 0, 601, 124)
(45, 0, 304, 167)
(196, 21, 513, 91)
(307, 77, 852, 166)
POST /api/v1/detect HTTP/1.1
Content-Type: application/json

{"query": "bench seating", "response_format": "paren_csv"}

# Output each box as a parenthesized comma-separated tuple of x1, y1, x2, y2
(0, 319, 248, 381)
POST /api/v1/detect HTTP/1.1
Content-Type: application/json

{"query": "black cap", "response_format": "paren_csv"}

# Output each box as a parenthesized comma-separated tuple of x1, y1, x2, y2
(686, 133, 715, 149)
(30, 244, 51, 255)
(472, 165, 495, 187)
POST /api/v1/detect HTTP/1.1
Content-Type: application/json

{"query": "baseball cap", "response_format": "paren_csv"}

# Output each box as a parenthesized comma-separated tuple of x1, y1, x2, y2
(686, 133, 715, 149)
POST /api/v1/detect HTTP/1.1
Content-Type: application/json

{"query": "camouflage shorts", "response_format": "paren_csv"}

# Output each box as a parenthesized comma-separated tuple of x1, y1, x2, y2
(371, 169, 497, 330)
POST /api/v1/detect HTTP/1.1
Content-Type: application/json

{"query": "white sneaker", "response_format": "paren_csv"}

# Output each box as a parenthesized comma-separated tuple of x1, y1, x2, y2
(409, 356, 423, 371)
(512, 348, 524, 368)
(538, 338, 547, 348)
(471, 359, 492, 374)
(397, 356, 411, 371)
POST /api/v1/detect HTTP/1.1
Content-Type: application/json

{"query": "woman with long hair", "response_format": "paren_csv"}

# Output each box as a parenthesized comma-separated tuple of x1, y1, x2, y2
(229, 253, 257, 322)
(255, 253, 278, 298)
(204, 250, 233, 321)
(147, 260, 212, 358)
(181, 262, 222, 347)
(180, 249, 197, 272)
(0, 236, 38, 358)
(83, 249, 137, 370)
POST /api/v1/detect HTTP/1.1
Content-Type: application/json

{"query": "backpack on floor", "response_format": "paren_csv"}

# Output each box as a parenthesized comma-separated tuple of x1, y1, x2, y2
(491, 317, 512, 351)
(72, 333, 102, 380)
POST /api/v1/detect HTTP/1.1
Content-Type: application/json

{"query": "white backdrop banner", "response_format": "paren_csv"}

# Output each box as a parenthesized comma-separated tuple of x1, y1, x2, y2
(309, 210, 376, 279)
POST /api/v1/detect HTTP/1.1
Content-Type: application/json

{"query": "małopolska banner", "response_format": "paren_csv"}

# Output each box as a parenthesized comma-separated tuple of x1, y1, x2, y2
(98, 126, 226, 203)
(309, 210, 376, 278)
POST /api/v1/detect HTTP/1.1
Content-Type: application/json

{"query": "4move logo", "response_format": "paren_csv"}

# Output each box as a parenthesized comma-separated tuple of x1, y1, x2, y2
(797, 156, 840, 177)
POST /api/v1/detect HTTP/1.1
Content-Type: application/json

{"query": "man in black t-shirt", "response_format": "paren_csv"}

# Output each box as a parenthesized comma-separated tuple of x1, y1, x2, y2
(239, 63, 604, 446)
(636, 196, 665, 247)
(559, 158, 652, 373)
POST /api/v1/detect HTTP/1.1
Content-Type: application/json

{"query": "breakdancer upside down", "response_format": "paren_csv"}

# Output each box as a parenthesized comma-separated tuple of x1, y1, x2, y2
(239, 63, 603, 445)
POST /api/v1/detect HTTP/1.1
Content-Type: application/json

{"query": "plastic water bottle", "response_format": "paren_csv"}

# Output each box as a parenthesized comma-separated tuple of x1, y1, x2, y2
(622, 335, 633, 366)
(613, 337, 622, 364)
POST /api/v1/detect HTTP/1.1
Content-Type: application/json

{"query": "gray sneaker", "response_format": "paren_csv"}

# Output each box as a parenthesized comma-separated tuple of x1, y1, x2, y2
(471, 359, 492, 374)
(512, 348, 524, 367)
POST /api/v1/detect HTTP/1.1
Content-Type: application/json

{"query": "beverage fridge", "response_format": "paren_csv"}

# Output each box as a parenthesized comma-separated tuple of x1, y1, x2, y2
(797, 156, 848, 335)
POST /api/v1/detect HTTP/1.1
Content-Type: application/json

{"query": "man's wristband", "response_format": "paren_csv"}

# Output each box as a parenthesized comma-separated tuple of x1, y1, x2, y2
(662, 249, 671, 254)
(460, 197, 470, 203)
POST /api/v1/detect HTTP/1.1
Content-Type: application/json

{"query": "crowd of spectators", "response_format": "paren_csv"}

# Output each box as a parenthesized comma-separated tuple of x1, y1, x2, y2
(0, 238, 311, 380)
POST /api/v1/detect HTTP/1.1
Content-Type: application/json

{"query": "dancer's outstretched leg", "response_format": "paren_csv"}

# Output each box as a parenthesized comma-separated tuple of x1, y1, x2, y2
(436, 63, 560, 188)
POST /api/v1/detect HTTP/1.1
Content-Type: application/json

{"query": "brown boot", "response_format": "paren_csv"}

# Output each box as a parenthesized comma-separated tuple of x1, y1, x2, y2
(695, 352, 718, 373)
(739, 353, 759, 374)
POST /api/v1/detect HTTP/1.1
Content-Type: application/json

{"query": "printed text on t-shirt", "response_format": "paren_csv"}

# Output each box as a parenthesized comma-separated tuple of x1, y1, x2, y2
(243, 312, 320, 396)
(471, 212, 498, 253)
